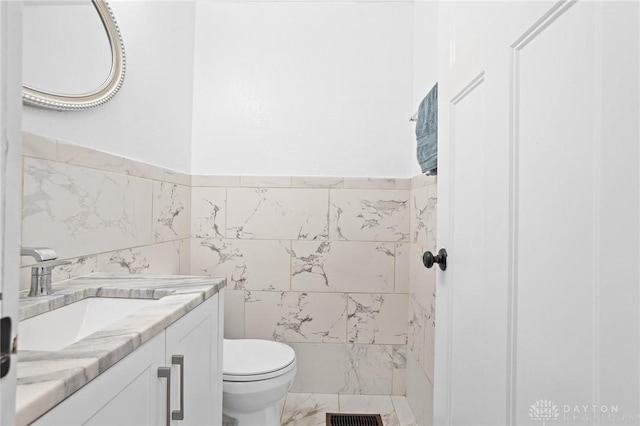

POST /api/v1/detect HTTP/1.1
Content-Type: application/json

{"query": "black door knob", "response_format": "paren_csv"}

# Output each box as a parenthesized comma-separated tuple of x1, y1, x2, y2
(423, 248, 448, 271)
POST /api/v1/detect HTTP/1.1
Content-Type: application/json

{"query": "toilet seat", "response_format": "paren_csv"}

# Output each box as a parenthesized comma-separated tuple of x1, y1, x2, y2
(223, 339, 296, 382)
(224, 360, 296, 382)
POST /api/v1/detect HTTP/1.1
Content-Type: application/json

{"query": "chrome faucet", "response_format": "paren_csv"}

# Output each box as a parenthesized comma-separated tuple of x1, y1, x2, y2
(20, 247, 70, 297)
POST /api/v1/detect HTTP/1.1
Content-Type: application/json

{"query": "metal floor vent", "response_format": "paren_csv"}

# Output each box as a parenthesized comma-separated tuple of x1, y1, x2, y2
(326, 413, 384, 426)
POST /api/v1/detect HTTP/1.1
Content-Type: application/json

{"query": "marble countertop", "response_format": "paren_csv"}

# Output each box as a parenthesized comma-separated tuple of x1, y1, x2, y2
(15, 273, 226, 426)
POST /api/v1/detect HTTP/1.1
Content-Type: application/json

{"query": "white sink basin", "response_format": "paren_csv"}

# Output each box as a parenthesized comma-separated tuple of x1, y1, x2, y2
(19, 297, 156, 352)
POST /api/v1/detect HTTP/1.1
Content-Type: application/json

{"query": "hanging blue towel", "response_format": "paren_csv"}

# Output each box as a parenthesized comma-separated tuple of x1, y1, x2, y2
(415, 83, 438, 174)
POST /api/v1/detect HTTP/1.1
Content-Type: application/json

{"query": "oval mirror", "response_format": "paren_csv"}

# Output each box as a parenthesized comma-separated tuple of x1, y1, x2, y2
(22, 0, 126, 111)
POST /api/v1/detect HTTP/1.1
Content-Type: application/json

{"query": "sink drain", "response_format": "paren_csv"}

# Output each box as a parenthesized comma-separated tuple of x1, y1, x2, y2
(326, 413, 384, 426)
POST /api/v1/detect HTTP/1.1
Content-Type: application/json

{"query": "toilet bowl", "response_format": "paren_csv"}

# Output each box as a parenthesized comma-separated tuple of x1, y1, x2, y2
(223, 339, 297, 426)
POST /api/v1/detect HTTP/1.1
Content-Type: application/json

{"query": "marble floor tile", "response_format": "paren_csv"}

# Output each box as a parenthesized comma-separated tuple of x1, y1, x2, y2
(280, 393, 419, 426)
(279, 396, 287, 423)
(281, 393, 339, 426)
(391, 396, 419, 426)
(338, 395, 400, 425)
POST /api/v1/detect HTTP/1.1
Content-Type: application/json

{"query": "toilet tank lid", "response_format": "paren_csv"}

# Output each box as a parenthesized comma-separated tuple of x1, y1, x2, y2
(223, 339, 296, 376)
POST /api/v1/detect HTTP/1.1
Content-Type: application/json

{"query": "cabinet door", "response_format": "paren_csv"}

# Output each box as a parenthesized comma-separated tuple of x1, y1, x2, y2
(34, 332, 165, 426)
(165, 294, 221, 426)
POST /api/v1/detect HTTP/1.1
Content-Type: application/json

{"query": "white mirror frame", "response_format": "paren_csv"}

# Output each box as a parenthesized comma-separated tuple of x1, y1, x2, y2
(22, 0, 126, 111)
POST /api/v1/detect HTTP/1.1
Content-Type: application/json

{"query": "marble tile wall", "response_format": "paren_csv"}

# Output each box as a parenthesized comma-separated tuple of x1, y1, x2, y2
(20, 132, 438, 405)
(20, 133, 192, 291)
(190, 175, 412, 396)
(406, 174, 437, 426)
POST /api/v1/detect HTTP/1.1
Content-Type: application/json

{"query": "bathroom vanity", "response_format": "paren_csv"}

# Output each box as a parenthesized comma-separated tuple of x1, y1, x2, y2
(14, 274, 225, 426)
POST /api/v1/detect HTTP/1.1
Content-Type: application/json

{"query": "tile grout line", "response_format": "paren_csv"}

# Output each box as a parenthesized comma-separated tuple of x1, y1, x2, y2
(192, 235, 410, 244)
(289, 240, 293, 292)
(280, 394, 287, 425)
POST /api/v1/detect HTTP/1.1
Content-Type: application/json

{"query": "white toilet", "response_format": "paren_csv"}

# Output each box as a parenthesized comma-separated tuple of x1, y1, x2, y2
(223, 339, 297, 426)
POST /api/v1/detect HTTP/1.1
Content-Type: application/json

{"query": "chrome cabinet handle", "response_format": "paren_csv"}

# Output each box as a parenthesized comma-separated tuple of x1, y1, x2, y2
(172, 355, 185, 421)
(158, 367, 171, 426)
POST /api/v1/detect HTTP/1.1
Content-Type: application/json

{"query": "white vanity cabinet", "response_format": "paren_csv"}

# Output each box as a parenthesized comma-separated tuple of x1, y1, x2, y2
(33, 293, 223, 426)
(165, 293, 223, 426)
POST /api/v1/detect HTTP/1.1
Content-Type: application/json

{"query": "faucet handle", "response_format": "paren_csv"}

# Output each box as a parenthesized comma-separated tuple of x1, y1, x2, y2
(27, 259, 72, 297)
(20, 247, 58, 263)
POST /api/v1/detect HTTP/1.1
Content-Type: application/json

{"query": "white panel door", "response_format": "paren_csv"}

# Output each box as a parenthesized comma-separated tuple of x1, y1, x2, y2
(0, 1, 22, 425)
(434, 1, 640, 425)
(433, 36, 512, 426)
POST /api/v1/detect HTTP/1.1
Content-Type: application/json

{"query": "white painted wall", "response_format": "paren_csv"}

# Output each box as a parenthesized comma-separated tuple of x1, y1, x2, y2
(410, 0, 438, 175)
(22, 0, 196, 173)
(191, 0, 415, 177)
(23, 1, 111, 95)
(22, 0, 434, 177)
